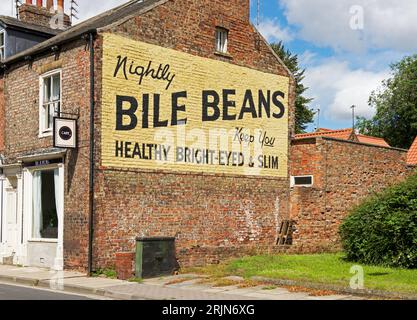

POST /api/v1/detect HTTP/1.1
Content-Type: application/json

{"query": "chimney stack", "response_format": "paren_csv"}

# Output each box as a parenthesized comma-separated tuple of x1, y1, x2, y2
(18, 0, 71, 29)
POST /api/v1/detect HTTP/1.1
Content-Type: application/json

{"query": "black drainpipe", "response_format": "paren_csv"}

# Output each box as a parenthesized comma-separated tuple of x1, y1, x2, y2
(88, 32, 95, 276)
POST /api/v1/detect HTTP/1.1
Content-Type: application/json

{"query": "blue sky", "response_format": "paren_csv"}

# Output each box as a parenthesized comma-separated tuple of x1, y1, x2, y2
(2, 0, 415, 132)
(251, 0, 416, 131)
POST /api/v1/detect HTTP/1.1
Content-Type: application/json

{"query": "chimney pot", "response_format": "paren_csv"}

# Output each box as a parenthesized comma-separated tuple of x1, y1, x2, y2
(36, 0, 42, 6)
(46, 0, 53, 10)
(25, 0, 33, 5)
(58, 0, 64, 12)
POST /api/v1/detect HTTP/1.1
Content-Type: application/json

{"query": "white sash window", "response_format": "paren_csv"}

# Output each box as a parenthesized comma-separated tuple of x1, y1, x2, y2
(40, 70, 61, 136)
(215, 27, 228, 54)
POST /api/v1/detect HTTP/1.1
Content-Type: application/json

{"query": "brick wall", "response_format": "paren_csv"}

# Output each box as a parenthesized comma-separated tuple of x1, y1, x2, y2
(3, 39, 92, 270)
(290, 137, 412, 252)
(92, 0, 295, 268)
(3, 0, 295, 271)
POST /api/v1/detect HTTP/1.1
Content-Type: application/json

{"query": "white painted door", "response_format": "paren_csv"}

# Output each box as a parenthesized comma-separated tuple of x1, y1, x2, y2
(5, 188, 18, 258)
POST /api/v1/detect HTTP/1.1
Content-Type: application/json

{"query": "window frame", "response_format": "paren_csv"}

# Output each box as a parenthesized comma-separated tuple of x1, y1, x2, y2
(215, 27, 229, 54)
(39, 69, 62, 137)
(0, 29, 6, 60)
(290, 175, 314, 188)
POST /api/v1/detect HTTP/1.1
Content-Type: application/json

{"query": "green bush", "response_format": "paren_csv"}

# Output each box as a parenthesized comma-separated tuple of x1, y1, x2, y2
(340, 173, 417, 268)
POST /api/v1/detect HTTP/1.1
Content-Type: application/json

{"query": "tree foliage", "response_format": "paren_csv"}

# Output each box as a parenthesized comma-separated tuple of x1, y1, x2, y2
(340, 173, 417, 269)
(271, 42, 314, 133)
(357, 55, 417, 149)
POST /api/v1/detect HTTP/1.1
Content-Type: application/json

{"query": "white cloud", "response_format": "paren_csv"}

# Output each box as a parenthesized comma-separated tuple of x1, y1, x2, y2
(280, 0, 417, 53)
(298, 50, 317, 68)
(74, 0, 128, 22)
(258, 18, 293, 43)
(304, 60, 389, 121)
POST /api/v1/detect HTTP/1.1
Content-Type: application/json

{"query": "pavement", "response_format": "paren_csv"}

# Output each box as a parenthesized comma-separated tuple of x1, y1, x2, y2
(0, 264, 363, 300)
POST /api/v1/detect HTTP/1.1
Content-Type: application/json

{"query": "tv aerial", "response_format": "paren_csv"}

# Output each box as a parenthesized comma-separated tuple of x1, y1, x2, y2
(70, 0, 79, 23)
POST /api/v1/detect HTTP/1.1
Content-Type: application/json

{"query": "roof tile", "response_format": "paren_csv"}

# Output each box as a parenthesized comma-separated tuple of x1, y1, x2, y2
(407, 137, 417, 165)
(295, 128, 391, 148)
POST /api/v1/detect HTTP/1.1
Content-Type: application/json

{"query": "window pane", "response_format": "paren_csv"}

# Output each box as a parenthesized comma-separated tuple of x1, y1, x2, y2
(32, 170, 58, 239)
(43, 77, 51, 103)
(44, 106, 48, 130)
(48, 104, 54, 129)
(52, 74, 60, 101)
(215, 29, 228, 53)
(0, 32, 4, 46)
(294, 176, 313, 185)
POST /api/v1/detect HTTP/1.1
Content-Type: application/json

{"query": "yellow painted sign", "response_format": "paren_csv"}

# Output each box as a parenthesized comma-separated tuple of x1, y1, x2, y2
(101, 33, 289, 177)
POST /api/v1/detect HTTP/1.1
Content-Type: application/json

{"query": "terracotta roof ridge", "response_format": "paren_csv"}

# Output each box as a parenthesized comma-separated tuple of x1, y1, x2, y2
(295, 128, 353, 137)
(357, 134, 385, 140)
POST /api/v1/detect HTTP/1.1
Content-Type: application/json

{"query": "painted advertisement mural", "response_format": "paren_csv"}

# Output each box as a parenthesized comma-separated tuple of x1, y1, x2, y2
(101, 33, 289, 177)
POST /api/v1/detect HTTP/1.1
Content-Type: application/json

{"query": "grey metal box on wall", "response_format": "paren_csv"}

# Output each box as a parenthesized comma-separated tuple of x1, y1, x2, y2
(135, 237, 179, 279)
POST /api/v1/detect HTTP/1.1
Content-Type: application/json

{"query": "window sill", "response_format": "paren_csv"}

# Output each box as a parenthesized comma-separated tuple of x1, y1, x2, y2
(214, 51, 233, 59)
(28, 239, 58, 243)
(39, 130, 53, 138)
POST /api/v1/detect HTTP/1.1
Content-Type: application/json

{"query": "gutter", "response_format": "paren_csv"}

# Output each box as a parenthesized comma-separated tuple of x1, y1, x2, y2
(88, 32, 95, 276)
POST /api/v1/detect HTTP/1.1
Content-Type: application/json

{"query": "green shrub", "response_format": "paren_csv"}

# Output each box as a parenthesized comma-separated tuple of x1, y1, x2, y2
(340, 173, 417, 268)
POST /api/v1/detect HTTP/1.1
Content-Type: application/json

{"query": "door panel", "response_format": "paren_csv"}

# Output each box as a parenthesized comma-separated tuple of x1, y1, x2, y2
(5, 188, 18, 257)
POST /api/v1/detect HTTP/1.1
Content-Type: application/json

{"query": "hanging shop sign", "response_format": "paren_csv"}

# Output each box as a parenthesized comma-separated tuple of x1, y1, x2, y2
(53, 117, 77, 149)
(101, 33, 290, 177)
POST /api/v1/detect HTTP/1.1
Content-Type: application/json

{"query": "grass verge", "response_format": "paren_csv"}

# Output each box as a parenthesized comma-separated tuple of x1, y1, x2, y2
(183, 253, 417, 295)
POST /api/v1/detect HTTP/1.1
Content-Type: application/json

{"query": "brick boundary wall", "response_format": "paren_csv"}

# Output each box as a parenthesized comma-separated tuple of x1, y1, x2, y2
(290, 137, 414, 252)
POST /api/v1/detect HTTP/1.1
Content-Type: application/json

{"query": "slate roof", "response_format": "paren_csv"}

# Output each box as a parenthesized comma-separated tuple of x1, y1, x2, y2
(407, 137, 417, 165)
(2, 0, 166, 65)
(0, 15, 62, 36)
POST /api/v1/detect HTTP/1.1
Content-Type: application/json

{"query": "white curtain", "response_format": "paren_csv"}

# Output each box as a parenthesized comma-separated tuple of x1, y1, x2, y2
(32, 171, 42, 238)
(54, 169, 62, 233)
